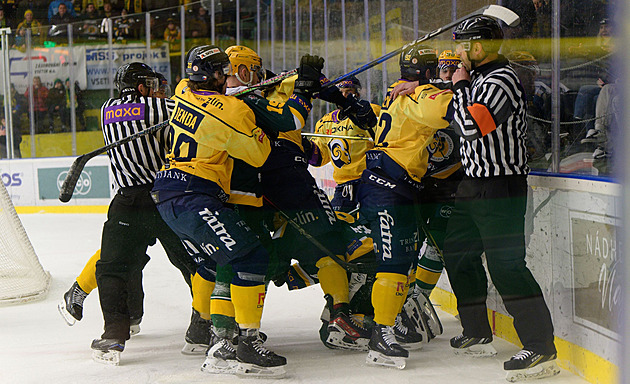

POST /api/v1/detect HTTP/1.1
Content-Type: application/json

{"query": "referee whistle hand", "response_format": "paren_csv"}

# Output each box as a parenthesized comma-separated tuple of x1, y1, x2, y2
(452, 67, 470, 85)
(390, 80, 418, 101)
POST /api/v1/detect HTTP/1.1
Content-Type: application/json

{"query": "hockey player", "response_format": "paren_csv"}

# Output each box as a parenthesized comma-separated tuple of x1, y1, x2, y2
(445, 16, 558, 381)
(305, 76, 379, 213)
(89, 62, 197, 366)
(151, 45, 313, 377)
(357, 45, 453, 369)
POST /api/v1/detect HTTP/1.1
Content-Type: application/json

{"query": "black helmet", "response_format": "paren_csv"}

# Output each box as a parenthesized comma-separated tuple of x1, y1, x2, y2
(114, 62, 158, 96)
(452, 16, 503, 52)
(337, 75, 361, 90)
(399, 45, 437, 81)
(186, 45, 231, 82)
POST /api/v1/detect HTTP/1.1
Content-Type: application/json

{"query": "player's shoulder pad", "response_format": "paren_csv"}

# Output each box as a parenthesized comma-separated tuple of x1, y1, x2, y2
(413, 83, 453, 101)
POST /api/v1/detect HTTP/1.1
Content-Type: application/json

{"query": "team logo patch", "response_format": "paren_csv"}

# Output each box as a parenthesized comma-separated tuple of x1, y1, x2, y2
(427, 130, 454, 162)
(171, 103, 203, 134)
(103, 103, 144, 125)
(329, 138, 351, 168)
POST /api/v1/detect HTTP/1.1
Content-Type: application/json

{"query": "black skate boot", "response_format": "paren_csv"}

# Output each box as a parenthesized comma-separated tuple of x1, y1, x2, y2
(366, 324, 409, 369)
(327, 302, 372, 351)
(201, 334, 239, 374)
(91, 338, 125, 366)
(393, 313, 423, 350)
(504, 350, 560, 382)
(58, 281, 88, 326)
(236, 328, 286, 378)
(181, 308, 212, 355)
(450, 334, 497, 357)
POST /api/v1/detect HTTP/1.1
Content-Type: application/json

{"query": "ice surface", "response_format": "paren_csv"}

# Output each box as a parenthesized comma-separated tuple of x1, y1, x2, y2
(0, 213, 588, 384)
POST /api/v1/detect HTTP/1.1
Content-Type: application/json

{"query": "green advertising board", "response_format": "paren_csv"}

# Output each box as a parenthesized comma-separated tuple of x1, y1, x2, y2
(38, 166, 111, 200)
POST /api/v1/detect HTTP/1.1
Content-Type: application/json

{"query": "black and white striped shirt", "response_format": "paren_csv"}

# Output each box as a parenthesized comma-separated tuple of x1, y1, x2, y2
(451, 55, 528, 177)
(101, 94, 175, 189)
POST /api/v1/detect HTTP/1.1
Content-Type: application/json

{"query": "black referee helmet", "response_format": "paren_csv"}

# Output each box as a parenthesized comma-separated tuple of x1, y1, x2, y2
(114, 62, 158, 96)
(452, 16, 504, 53)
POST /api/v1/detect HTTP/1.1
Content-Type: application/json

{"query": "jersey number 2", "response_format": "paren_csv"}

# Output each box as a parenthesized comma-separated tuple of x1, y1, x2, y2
(376, 112, 392, 147)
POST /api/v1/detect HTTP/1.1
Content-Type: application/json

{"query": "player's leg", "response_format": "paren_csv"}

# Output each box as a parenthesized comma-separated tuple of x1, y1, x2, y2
(359, 182, 418, 369)
(58, 249, 100, 325)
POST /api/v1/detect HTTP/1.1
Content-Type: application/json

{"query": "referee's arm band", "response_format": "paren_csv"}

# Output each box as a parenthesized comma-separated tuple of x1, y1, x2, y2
(466, 103, 497, 136)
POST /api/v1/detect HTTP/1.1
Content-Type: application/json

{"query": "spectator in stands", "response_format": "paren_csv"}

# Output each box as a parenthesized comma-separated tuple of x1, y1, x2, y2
(186, 6, 209, 38)
(48, 2, 74, 40)
(532, 0, 551, 38)
(0, 6, 14, 29)
(0, 115, 23, 159)
(123, 0, 143, 14)
(16, 10, 42, 45)
(24, 76, 48, 133)
(47, 78, 68, 133)
(65, 78, 86, 130)
(48, 0, 76, 22)
(102, 2, 118, 18)
(80, 2, 101, 36)
(17, 0, 46, 24)
(163, 17, 180, 43)
(8, 83, 26, 133)
(589, 80, 617, 161)
(1, 0, 18, 25)
(113, 8, 135, 39)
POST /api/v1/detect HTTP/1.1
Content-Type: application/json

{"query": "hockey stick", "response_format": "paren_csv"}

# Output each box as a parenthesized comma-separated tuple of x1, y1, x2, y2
(232, 69, 297, 97)
(317, 5, 519, 91)
(263, 196, 377, 274)
(302, 132, 372, 141)
(58, 120, 170, 202)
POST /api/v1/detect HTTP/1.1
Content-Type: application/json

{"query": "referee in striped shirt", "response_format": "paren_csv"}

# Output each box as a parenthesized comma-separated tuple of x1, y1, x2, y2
(92, 62, 196, 358)
(443, 16, 558, 376)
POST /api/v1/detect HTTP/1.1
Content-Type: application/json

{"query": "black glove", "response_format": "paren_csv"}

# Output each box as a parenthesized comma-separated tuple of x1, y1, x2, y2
(293, 54, 325, 99)
(338, 95, 378, 131)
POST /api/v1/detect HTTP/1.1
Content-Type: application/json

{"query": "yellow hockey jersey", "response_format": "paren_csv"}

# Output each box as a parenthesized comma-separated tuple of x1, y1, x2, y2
(373, 80, 453, 182)
(264, 75, 307, 150)
(310, 104, 380, 184)
(162, 80, 271, 194)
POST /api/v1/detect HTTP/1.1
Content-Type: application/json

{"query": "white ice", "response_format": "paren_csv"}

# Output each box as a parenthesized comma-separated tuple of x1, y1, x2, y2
(1, 213, 588, 384)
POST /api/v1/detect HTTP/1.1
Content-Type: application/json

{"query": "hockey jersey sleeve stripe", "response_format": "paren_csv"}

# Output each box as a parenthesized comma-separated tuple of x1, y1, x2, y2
(466, 103, 496, 137)
(288, 106, 306, 128)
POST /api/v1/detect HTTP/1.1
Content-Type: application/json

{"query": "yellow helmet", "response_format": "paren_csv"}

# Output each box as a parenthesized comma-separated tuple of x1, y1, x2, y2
(225, 45, 264, 85)
(437, 50, 461, 69)
(505, 51, 538, 72)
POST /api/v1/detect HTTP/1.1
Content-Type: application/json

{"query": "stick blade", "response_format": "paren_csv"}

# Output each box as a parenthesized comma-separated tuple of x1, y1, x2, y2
(483, 5, 520, 27)
(58, 155, 90, 203)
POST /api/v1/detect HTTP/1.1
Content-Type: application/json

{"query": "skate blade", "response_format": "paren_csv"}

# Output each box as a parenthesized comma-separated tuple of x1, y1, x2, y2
(181, 342, 209, 355)
(92, 350, 121, 366)
(235, 362, 286, 378)
(505, 361, 561, 382)
(130, 324, 141, 336)
(326, 330, 369, 351)
(453, 343, 497, 357)
(402, 299, 430, 343)
(366, 350, 406, 369)
(399, 341, 423, 351)
(57, 302, 77, 326)
(201, 357, 239, 374)
(419, 295, 443, 336)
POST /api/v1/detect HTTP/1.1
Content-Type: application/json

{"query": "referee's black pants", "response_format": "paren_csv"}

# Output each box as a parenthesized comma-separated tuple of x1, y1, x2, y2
(442, 175, 556, 355)
(96, 185, 196, 341)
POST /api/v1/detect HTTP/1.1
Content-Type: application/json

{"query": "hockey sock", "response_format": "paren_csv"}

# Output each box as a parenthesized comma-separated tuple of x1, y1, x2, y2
(372, 272, 407, 326)
(231, 284, 266, 329)
(76, 249, 100, 293)
(415, 245, 444, 295)
(192, 273, 216, 320)
(316, 256, 349, 305)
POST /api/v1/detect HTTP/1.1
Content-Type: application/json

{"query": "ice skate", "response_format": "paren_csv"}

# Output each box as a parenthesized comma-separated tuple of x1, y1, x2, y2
(504, 350, 560, 382)
(58, 281, 88, 326)
(393, 313, 423, 350)
(201, 336, 239, 374)
(181, 309, 212, 355)
(91, 338, 125, 366)
(366, 324, 408, 369)
(403, 292, 442, 341)
(130, 317, 142, 336)
(327, 307, 372, 351)
(235, 329, 286, 378)
(450, 334, 497, 357)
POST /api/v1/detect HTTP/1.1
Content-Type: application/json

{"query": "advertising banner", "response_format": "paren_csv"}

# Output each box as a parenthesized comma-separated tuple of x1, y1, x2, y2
(0, 161, 37, 205)
(570, 211, 621, 338)
(8, 46, 87, 94)
(85, 44, 171, 90)
(38, 166, 110, 200)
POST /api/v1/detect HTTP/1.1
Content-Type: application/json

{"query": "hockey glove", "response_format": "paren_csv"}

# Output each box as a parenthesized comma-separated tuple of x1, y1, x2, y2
(302, 136, 323, 166)
(294, 54, 325, 99)
(338, 95, 378, 131)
